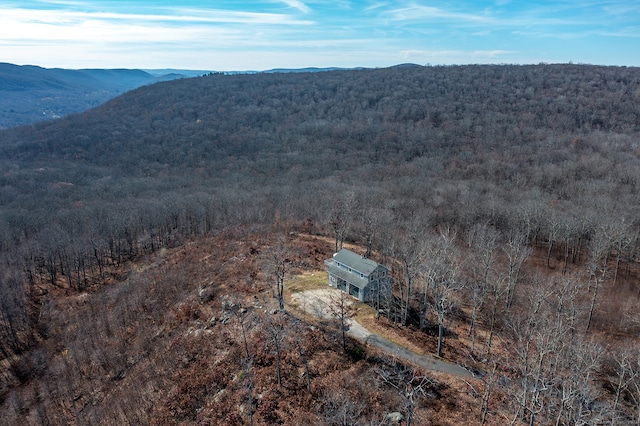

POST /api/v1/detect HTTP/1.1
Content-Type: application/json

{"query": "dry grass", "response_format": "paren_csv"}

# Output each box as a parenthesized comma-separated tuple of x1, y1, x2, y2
(286, 271, 328, 293)
(358, 316, 432, 355)
(351, 299, 377, 318)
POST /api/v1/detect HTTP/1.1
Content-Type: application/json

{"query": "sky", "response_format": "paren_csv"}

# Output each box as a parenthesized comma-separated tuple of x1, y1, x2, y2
(0, 0, 639, 71)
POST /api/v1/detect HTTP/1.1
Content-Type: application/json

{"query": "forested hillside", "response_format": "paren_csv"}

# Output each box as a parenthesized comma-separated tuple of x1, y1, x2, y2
(1, 63, 640, 424)
(0, 63, 186, 129)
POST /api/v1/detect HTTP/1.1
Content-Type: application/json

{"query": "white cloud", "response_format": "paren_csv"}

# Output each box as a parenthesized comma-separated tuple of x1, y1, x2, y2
(364, 2, 389, 13)
(385, 5, 493, 24)
(280, 0, 311, 14)
(382, 3, 603, 30)
(0, 5, 321, 60)
(0, 1, 636, 69)
(594, 27, 640, 38)
(0, 6, 314, 27)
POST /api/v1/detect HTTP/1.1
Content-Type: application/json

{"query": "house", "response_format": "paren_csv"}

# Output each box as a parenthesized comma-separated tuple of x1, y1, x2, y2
(324, 248, 393, 302)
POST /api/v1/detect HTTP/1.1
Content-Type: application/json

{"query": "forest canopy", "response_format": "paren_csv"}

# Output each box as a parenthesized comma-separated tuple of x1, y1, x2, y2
(1, 62, 639, 305)
(1, 63, 640, 424)
(1, 64, 639, 239)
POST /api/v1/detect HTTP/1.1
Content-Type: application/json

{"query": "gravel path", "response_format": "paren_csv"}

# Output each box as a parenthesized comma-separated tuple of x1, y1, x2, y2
(291, 288, 474, 378)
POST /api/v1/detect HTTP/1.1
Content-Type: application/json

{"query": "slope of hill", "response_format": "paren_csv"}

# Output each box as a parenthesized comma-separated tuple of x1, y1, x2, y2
(0, 63, 188, 129)
(1, 63, 640, 425)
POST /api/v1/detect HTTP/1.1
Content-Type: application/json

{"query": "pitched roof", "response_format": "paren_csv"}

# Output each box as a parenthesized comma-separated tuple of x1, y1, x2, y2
(327, 264, 369, 289)
(332, 248, 379, 275)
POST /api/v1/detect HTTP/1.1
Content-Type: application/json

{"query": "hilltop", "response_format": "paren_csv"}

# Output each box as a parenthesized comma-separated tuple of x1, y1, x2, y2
(0, 63, 367, 129)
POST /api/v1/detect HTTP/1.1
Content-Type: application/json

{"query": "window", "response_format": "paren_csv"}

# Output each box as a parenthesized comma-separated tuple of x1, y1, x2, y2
(349, 285, 360, 298)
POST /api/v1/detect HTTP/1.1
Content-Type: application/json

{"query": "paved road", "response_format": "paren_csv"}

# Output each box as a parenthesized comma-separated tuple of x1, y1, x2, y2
(363, 332, 474, 378)
(291, 289, 474, 378)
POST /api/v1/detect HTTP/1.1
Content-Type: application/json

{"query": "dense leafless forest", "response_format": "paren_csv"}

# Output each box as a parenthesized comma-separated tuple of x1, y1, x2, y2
(1, 63, 640, 424)
(0, 63, 187, 129)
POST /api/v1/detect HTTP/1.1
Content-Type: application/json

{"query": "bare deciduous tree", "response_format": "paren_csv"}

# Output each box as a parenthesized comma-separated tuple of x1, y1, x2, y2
(610, 218, 633, 288)
(480, 360, 498, 425)
(265, 241, 297, 311)
(329, 290, 356, 352)
(426, 227, 460, 358)
(506, 288, 556, 426)
(465, 223, 498, 352)
(376, 358, 435, 426)
(503, 228, 531, 310)
(241, 357, 255, 426)
(331, 193, 356, 253)
(585, 226, 611, 333)
(263, 311, 288, 387)
(552, 337, 605, 425)
(611, 346, 640, 425)
(321, 389, 365, 426)
(291, 319, 312, 392)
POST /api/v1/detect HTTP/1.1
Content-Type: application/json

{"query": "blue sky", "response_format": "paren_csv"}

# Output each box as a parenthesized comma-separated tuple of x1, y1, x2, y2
(1, 0, 638, 70)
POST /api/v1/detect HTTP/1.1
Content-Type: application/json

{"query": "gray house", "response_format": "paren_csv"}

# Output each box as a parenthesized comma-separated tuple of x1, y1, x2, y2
(325, 248, 392, 302)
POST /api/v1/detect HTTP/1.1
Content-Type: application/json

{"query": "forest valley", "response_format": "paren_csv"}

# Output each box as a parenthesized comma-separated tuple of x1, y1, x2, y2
(1, 63, 640, 425)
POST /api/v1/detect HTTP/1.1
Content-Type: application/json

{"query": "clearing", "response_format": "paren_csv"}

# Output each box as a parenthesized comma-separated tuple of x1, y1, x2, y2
(289, 277, 474, 379)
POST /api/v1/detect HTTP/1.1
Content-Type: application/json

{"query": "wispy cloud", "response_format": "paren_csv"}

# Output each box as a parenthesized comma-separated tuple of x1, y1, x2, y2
(380, 1, 616, 29)
(0, 0, 637, 69)
(364, 2, 389, 13)
(594, 27, 640, 38)
(279, 0, 311, 13)
(0, 6, 313, 26)
(0, 3, 317, 67)
(385, 5, 493, 24)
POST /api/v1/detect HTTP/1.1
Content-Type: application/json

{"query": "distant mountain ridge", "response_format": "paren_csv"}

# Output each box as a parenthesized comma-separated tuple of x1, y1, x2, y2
(262, 66, 366, 73)
(0, 63, 190, 129)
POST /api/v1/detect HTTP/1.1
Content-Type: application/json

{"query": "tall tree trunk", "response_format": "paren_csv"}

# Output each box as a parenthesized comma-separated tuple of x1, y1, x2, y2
(563, 236, 569, 274)
(586, 278, 600, 334)
(586, 253, 608, 333)
(437, 321, 444, 358)
(613, 238, 622, 287)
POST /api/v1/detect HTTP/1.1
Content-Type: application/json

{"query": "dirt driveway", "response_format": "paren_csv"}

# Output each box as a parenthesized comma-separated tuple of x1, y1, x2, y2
(290, 288, 474, 378)
(290, 288, 372, 340)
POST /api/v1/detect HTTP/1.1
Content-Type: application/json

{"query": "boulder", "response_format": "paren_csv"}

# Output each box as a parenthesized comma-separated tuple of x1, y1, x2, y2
(385, 412, 404, 424)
